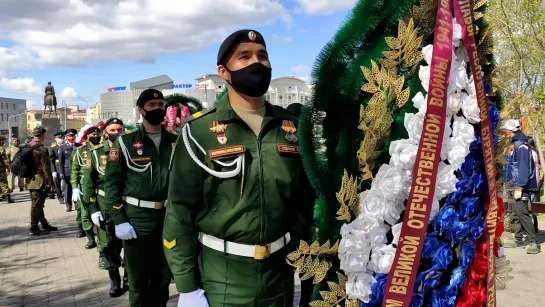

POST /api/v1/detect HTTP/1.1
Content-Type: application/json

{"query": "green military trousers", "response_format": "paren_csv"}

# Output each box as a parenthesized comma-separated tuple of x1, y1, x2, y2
(123, 232, 171, 307)
(200, 245, 295, 307)
(96, 195, 123, 270)
(75, 198, 93, 231)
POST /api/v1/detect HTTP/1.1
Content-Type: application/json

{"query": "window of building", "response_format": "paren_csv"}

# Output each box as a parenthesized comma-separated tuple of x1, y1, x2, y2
(1, 114, 3, 121)
(0, 103, 3, 109)
(13, 104, 15, 110)
(279, 95, 283, 100)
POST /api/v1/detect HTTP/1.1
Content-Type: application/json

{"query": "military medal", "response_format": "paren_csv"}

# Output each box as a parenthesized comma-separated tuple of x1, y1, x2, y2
(210, 121, 228, 144)
(282, 120, 298, 142)
(133, 141, 143, 155)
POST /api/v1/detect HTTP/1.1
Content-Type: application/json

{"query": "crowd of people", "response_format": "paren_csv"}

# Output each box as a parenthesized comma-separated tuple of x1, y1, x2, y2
(4, 29, 313, 307)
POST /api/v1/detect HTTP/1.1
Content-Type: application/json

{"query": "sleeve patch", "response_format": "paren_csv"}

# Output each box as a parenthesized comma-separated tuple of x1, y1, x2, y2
(112, 204, 123, 210)
(109, 147, 119, 162)
(163, 238, 176, 249)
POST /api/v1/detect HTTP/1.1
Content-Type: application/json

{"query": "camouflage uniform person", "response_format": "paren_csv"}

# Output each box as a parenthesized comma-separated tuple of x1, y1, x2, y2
(71, 135, 96, 249)
(0, 136, 13, 203)
(27, 126, 58, 235)
(84, 119, 128, 297)
(7, 136, 24, 195)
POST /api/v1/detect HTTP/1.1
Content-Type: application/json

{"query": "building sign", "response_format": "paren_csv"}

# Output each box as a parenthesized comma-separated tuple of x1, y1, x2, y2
(195, 84, 208, 89)
(107, 86, 127, 92)
(172, 84, 193, 89)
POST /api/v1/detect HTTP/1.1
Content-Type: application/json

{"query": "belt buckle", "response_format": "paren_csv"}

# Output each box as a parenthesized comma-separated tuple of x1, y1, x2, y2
(154, 201, 164, 209)
(254, 244, 271, 260)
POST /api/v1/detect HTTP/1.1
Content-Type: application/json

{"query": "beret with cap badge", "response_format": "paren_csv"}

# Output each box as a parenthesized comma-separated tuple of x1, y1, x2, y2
(217, 29, 266, 65)
(136, 89, 164, 107)
(104, 117, 124, 128)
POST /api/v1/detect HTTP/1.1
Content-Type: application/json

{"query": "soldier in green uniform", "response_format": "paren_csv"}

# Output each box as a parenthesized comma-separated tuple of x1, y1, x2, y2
(7, 136, 24, 196)
(70, 131, 96, 249)
(163, 30, 314, 307)
(27, 126, 58, 235)
(104, 89, 176, 307)
(85, 118, 128, 297)
(0, 136, 14, 203)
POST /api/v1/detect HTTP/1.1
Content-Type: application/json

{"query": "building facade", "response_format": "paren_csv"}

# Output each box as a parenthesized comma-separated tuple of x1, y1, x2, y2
(0, 97, 27, 138)
(97, 74, 312, 123)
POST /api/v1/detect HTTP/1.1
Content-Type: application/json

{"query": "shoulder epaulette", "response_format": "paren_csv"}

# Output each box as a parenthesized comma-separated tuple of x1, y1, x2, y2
(92, 144, 103, 150)
(125, 129, 135, 135)
(170, 130, 178, 135)
(50, 144, 56, 148)
(182, 107, 216, 124)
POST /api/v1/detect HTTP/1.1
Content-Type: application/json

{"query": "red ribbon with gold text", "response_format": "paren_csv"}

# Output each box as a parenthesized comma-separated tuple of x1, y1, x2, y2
(453, 1, 498, 306)
(381, 1, 454, 306)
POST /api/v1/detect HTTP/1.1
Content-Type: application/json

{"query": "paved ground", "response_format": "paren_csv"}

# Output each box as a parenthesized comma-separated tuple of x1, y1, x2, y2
(0, 192, 301, 307)
(497, 217, 545, 307)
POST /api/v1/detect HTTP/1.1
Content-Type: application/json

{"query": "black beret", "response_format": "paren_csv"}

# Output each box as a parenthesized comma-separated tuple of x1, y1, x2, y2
(136, 89, 163, 107)
(86, 127, 101, 135)
(217, 29, 266, 65)
(65, 128, 77, 135)
(105, 117, 124, 128)
(286, 103, 303, 116)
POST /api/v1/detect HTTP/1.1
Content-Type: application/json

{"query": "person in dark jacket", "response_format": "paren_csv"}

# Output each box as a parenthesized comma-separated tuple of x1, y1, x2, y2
(50, 131, 66, 208)
(59, 129, 78, 227)
(501, 119, 540, 254)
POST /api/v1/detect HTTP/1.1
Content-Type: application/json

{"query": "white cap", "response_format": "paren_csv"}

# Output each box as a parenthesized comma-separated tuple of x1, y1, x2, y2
(500, 119, 520, 132)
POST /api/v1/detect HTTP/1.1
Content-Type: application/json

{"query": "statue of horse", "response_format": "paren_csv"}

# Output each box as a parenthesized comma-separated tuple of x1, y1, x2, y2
(44, 82, 57, 116)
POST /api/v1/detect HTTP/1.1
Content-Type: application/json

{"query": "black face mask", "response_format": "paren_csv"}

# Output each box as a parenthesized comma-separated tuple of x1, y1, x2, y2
(89, 136, 101, 145)
(107, 134, 119, 142)
(225, 62, 272, 97)
(143, 108, 166, 125)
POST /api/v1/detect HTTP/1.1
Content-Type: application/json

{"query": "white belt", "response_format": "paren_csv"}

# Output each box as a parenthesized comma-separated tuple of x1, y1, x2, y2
(124, 196, 165, 210)
(198, 232, 291, 260)
(97, 189, 105, 196)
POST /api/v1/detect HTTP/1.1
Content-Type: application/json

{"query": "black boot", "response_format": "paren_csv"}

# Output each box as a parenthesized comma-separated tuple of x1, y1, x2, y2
(76, 223, 85, 238)
(108, 269, 122, 297)
(29, 227, 49, 236)
(98, 254, 106, 270)
(85, 231, 96, 249)
(40, 219, 58, 231)
(122, 270, 129, 291)
(7, 194, 14, 203)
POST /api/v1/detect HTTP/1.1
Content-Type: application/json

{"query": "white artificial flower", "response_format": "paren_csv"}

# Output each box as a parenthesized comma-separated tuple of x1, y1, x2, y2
(346, 272, 376, 302)
(372, 164, 407, 198)
(404, 112, 425, 144)
(452, 116, 476, 145)
(447, 90, 466, 115)
(462, 94, 481, 123)
(419, 65, 431, 92)
(412, 91, 427, 114)
(389, 139, 418, 170)
(391, 223, 403, 245)
(430, 197, 440, 221)
(453, 18, 463, 47)
(422, 44, 433, 65)
(435, 162, 458, 198)
(368, 244, 397, 274)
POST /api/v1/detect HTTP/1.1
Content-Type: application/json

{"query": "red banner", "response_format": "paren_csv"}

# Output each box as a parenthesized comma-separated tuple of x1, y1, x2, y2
(381, 1, 454, 306)
(453, 1, 499, 306)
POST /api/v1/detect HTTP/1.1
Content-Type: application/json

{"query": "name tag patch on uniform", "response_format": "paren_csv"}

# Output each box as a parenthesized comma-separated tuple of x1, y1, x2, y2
(277, 144, 300, 154)
(109, 148, 119, 162)
(209, 145, 245, 159)
(132, 156, 151, 163)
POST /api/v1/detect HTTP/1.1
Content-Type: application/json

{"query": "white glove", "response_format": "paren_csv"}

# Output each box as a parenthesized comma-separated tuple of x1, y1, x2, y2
(178, 289, 209, 307)
(514, 188, 523, 200)
(52, 172, 57, 178)
(91, 211, 104, 227)
(72, 188, 81, 202)
(115, 222, 137, 240)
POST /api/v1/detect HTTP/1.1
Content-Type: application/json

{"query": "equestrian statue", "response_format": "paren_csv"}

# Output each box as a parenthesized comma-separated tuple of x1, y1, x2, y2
(44, 81, 57, 116)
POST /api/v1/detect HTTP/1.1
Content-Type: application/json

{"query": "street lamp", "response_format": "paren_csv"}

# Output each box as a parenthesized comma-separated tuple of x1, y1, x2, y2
(7, 112, 26, 146)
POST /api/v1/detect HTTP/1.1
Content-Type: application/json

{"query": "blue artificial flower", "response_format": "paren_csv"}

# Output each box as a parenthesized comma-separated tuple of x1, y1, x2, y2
(483, 78, 492, 96)
(446, 221, 469, 244)
(409, 293, 425, 307)
(459, 196, 479, 219)
(460, 240, 476, 268)
(449, 266, 466, 290)
(433, 206, 459, 233)
(468, 213, 485, 240)
(422, 232, 440, 259)
(432, 241, 453, 270)
(430, 288, 457, 307)
(489, 104, 500, 122)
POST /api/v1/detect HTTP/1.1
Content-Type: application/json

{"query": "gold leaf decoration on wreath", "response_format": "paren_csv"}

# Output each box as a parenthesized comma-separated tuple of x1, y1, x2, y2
(472, 0, 488, 11)
(286, 240, 338, 284)
(382, 19, 424, 75)
(336, 170, 360, 222)
(409, 0, 438, 39)
(310, 272, 359, 307)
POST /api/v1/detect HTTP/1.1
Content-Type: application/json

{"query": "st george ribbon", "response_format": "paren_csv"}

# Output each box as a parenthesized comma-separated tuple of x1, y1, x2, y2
(381, 0, 454, 306)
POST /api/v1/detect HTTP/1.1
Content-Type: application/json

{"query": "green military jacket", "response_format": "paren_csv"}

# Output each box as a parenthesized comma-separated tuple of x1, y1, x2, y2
(70, 143, 92, 189)
(26, 141, 54, 190)
(82, 142, 111, 215)
(163, 95, 314, 293)
(103, 125, 177, 235)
